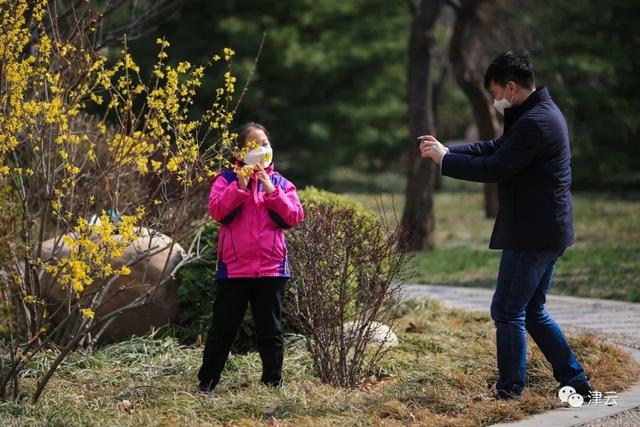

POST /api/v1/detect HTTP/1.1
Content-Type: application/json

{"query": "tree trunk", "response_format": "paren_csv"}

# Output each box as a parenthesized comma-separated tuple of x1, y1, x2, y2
(400, 0, 446, 251)
(448, 0, 500, 218)
(432, 65, 448, 192)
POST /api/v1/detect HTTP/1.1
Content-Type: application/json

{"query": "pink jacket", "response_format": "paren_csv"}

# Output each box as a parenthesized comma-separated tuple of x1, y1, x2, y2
(208, 163, 304, 279)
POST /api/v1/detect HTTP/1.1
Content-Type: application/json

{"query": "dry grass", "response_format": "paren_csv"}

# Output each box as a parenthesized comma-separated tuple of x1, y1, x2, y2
(2, 299, 638, 426)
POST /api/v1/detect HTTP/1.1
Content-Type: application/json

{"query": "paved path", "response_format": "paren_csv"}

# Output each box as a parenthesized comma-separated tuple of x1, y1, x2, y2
(401, 284, 640, 427)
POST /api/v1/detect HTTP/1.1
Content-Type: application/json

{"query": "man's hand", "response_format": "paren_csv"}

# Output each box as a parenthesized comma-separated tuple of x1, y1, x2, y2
(254, 164, 275, 194)
(418, 135, 448, 165)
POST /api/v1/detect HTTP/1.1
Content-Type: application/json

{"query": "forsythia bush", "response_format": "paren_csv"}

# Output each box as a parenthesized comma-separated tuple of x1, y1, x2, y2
(0, 0, 244, 402)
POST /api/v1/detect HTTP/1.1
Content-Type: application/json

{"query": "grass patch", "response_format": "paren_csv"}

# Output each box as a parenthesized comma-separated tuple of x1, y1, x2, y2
(347, 191, 640, 302)
(2, 300, 638, 426)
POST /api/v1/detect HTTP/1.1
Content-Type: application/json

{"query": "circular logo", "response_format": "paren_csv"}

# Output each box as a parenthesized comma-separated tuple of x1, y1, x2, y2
(567, 393, 585, 408)
(558, 386, 576, 403)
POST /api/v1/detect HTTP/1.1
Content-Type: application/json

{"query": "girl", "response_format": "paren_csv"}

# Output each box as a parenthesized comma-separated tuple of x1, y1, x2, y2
(197, 122, 304, 393)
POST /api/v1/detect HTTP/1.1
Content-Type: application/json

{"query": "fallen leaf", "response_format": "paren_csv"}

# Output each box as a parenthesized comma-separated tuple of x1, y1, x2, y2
(405, 322, 425, 333)
(116, 399, 133, 413)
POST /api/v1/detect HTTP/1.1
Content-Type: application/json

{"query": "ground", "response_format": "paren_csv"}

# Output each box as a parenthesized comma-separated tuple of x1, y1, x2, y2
(2, 300, 638, 426)
(3, 181, 638, 426)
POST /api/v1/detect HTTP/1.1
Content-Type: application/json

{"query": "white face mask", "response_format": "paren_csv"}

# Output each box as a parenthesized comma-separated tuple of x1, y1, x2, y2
(243, 145, 273, 168)
(493, 85, 514, 115)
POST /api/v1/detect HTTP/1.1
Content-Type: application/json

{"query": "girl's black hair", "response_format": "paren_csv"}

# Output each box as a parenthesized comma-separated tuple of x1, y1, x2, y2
(236, 122, 270, 146)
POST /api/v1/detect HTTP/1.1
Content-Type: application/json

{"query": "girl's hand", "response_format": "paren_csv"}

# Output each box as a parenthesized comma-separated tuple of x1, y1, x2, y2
(238, 167, 251, 190)
(254, 164, 275, 194)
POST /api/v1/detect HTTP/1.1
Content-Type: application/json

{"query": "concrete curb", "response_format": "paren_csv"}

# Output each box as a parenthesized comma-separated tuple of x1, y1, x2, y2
(400, 284, 640, 427)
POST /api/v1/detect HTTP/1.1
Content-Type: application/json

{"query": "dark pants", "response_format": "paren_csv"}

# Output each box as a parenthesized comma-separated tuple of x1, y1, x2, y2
(491, 250, 587, 395)
(197, 277, 287, 389)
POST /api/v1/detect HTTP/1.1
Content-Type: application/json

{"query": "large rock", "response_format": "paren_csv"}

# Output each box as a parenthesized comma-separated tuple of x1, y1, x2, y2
(342, 321, 399, 348)
(39, 228, 185, 341)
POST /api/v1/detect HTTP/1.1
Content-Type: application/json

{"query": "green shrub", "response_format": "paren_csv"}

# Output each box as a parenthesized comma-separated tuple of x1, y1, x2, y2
(297, 186, 375, 219)
(174, 221, 255, 353)
(175, 222, 218, 345)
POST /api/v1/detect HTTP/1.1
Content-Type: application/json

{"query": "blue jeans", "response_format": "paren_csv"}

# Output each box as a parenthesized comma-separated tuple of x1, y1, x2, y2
(490, 250, 587, 395)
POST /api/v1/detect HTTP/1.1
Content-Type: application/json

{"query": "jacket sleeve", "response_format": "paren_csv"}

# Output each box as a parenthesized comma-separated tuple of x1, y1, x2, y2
(448, 137, 506, 156)
(441, 120, 544, 183)
(208, 173, 249, 223)
(263, 180, 304, 229)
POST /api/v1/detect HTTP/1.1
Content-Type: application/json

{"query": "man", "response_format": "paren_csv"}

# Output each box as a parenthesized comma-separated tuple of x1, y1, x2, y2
(419, 50, 592, 400)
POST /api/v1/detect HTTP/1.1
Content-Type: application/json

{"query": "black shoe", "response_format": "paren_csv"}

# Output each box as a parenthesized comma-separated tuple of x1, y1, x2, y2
(494, 389, 522, 401)
(560, 379, 594, 402)
(196, 382, 215, 395)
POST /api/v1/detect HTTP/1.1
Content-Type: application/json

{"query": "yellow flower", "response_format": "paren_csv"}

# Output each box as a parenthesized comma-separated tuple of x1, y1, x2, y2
(136, 157, 149, 174)
(223, 47, 235, 61)
(51, 200, 62, 212)
(62, 234, 76, 248)
(80, 308, 95, 319)
(102, 264, 113, 276)
(155, 38, 170, 48)
(68, 259, 92, 293)
(245, 139, 259, 151)
(177, 61, 191, 73)
(123, 53, 140, 73)
(262, 151, 272, 164)
(65, 164, 80, 175)
(166, 157, 179, 172)
(234, 164, 254, 179)
(90, 92, 103, 105)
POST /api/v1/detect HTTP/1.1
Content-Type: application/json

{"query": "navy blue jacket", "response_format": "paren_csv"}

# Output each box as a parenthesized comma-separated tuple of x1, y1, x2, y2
(441, 87, 574, 251)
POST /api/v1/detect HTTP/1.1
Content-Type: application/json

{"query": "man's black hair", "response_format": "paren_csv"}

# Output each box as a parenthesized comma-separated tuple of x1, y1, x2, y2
(484, 50, 535, 90)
